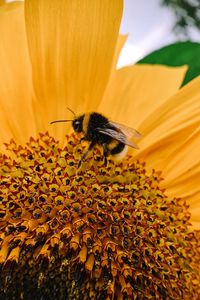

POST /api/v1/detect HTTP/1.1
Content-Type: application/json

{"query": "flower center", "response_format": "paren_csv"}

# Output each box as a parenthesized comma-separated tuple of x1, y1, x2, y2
(0, 132, 199, 299)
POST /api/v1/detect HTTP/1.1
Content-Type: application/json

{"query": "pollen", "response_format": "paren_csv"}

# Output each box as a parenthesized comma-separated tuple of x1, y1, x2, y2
(0, 133, 199, 299)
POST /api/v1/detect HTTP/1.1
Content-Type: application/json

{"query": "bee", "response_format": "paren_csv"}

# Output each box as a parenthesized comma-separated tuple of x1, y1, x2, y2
(50, 108, 141, 167)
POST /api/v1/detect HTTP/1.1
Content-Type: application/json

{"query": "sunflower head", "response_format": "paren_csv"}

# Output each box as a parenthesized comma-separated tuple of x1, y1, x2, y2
(0, 133, 199, 299)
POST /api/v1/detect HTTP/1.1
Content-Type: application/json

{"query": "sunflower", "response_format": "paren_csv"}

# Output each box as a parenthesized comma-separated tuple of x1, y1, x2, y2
(0, 1, 199, 299)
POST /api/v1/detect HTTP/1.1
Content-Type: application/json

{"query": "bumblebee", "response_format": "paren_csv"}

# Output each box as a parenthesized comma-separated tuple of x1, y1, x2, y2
(50, 108, 141, 166)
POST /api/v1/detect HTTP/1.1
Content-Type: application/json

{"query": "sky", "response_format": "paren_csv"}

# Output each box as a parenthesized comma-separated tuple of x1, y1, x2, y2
(119, 0, 200, 67)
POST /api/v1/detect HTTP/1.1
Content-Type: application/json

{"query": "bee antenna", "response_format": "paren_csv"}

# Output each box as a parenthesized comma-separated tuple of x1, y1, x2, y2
(50, 119, 72, 125)
(66, 107, 76, 117)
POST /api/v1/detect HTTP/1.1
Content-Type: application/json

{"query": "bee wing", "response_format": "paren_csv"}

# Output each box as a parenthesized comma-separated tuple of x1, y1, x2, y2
(109, 121, 141, 139)
(97, 127, 139, 149)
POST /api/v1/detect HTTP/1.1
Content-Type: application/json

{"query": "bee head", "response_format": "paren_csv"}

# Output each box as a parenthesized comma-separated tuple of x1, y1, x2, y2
(72, 115, 83, 133)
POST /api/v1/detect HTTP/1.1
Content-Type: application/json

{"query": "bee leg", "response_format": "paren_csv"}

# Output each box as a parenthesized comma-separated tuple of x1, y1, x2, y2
(78, 141, 95, 168)
(102, 144, 110, 167)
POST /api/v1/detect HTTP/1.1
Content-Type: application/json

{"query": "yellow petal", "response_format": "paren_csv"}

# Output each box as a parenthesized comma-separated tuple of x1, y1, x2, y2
(135, 76, 200, 175)
(24, 0, 123, 140)
(0, 1, 35, 145)
(99, 64, 187, 128)
(190, 221, 200, 230)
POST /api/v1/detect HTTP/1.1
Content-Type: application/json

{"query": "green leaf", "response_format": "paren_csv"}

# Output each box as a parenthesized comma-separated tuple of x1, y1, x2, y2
(138, 41, 200, 85)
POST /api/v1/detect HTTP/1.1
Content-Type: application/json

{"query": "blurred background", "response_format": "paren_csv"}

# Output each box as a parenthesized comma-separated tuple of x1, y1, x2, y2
(119, 0, 200, 67)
